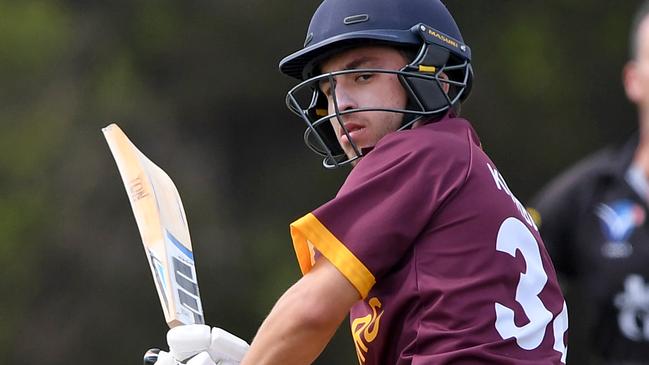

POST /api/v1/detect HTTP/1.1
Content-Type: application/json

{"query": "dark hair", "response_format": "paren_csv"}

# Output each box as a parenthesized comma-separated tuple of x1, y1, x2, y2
(630, 1, 649, 59)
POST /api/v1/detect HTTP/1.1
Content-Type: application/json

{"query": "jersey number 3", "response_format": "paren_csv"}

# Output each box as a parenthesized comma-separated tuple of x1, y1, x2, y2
(495, 217, 568, 363)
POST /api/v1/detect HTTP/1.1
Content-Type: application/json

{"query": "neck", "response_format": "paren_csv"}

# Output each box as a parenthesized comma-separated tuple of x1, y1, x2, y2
(633, 110, 649, 176)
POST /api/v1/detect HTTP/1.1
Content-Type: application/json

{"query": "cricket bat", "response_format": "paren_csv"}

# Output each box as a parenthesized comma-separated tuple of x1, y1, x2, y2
(102, 123, 205, 331)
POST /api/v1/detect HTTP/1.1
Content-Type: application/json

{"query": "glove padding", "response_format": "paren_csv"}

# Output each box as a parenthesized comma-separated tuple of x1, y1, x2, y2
(154, 325, 249, 365)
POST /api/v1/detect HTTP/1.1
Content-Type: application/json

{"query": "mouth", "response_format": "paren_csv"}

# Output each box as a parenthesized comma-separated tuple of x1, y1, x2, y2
(341, 123, 364, 137)
(339, 123, 365, 146)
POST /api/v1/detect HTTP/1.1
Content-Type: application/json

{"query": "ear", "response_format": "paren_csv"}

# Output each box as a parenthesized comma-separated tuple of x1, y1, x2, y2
(624, 61, 643, 103)
(439, 72, 451, 94)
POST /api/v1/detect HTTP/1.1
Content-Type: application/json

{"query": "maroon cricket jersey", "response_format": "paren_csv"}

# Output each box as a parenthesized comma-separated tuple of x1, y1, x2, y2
(290, 117, 568, 364)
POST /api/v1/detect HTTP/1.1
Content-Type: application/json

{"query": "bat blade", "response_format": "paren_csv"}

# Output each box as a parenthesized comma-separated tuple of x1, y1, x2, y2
(102, 123, 204, 328)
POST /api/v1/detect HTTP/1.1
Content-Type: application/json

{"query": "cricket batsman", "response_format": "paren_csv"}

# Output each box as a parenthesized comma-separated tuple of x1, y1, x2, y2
(152, 0, 569, 363)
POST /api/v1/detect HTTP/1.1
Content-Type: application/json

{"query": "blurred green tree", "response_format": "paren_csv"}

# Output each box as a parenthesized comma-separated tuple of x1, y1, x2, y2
(0, 1, 644, 364)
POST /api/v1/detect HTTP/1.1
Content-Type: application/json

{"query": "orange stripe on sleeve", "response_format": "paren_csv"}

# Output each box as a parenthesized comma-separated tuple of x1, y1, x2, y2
(290, 213, 376, 298)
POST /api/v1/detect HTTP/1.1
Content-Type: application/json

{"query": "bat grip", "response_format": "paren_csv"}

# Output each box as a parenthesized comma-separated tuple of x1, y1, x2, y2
(143, 348, 160, 365)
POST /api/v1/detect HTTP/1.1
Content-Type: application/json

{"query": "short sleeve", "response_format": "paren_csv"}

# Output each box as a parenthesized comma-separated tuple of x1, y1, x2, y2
(290, 128, 471, 298)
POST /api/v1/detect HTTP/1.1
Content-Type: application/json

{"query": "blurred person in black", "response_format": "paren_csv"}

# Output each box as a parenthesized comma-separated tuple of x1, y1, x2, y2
(530, 1, 649, 364)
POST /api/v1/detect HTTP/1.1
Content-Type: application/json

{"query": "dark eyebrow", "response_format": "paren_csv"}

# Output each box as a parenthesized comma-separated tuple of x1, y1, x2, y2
(321, 55, 379, 75)
(319, 55, 379, 93)
(343, 55, 378, 70)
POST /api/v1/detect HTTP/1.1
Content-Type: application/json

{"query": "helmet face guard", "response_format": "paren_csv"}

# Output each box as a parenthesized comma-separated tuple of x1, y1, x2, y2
(284, 23, 473, 168)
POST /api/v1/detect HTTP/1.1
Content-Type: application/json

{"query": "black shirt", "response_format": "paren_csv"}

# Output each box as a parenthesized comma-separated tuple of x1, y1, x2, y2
(531, 133, 649, 364)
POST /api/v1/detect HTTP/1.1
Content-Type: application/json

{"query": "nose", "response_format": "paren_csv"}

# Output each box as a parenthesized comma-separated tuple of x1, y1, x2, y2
(331, 83, 357, 113)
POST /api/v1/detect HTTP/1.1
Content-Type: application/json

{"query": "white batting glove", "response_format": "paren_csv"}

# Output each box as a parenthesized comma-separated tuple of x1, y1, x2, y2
(154, 325, 249, 365)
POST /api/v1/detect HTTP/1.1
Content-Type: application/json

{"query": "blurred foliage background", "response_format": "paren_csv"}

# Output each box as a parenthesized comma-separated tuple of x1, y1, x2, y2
(0, 1, 642, 364)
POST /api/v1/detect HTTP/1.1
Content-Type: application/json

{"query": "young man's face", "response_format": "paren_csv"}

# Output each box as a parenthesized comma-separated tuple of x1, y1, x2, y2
(626, 15, 649, 114)
(318, 46, 410, 161)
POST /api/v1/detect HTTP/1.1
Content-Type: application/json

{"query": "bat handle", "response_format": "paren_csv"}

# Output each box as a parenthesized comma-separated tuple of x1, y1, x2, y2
(143, 348, 161, 365)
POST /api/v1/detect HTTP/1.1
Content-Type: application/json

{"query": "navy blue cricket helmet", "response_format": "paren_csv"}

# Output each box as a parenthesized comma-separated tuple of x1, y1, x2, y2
(279, 0, 473, 168)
